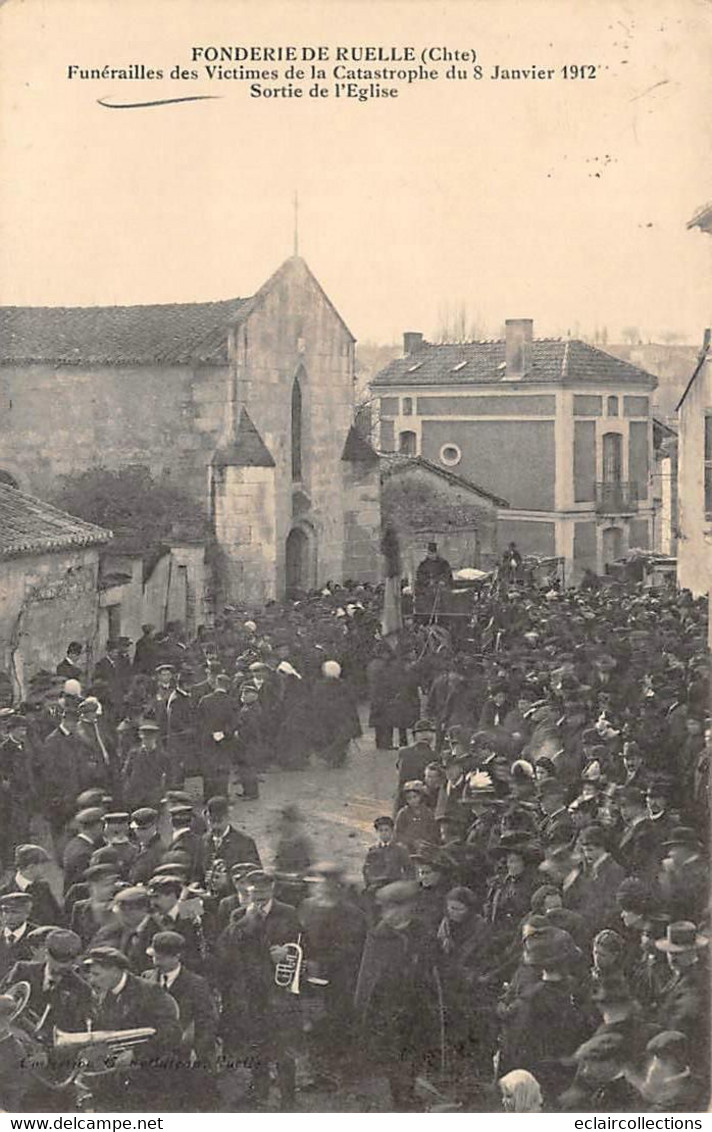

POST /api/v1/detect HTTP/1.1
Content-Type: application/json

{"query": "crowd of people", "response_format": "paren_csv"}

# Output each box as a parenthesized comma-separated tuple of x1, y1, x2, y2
(0, 569, 708, 1114)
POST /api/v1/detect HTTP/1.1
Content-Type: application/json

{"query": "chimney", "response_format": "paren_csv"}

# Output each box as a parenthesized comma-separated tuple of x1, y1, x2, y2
(403, 331, 423, 356)
(504, 319, 533, 380)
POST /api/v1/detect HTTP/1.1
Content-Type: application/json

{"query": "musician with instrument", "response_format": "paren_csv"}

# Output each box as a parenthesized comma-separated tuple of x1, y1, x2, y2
(3, 929, 92, 1111)
(216, 870, 301, 1110)
(82, 946, 182, 1111)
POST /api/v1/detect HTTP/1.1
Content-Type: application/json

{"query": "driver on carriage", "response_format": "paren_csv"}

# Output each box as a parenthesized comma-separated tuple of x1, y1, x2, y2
(415, 542, 453, 620)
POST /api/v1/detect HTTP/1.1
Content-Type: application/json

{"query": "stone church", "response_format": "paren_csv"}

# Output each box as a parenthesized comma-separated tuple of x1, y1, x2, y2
(0, 256, 381, 607)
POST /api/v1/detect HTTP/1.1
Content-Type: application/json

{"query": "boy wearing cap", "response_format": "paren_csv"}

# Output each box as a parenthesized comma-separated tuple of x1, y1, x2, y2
(394, 721, 437, 811)
(363, 817, 413, 894)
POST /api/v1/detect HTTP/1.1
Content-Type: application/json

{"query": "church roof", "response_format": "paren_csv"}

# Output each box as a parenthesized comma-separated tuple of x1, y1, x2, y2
(0, 484, 111, 560)
(0, 298, 252, 366)
(372, 338, 658, 389)
(211, 409, 275, 469)
(0, 256, 355, 367)
(341, 425, 379, 464)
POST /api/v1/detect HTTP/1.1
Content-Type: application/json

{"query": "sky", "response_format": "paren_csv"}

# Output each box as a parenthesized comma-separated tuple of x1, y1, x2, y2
(0, 0, 710, 347)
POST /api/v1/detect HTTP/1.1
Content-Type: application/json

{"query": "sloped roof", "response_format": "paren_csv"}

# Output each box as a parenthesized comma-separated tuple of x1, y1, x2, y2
(0, 255, 356, 367)
(0, 484, 111, 560)
(341, 425, 379, 464)
(211, 409, 275, 468)
(372, 338, 658, 389)
(380, 453, 510, 508)
(0, 298, 252, 366)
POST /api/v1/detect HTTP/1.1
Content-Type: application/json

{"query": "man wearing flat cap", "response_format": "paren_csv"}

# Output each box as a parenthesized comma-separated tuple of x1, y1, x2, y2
(62, 806, 106, 893)
(90, 886, 160, 973)
(121, 718, 169, 811)
(69, 864, 121, 948)
(215, 870, 301, 1109)
(3, 928, 91, 1039)
(559, 1030, 641, 1112)
(0, 844, 63, 928)
(143, 930, 219, 1104)
(128, 808, 164, 885)
(84, 946, 182, 1111)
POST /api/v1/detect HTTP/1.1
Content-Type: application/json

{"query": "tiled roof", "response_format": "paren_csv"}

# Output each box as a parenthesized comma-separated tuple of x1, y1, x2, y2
(0, 298, 253, 365)
(380, 453, 510, 508)
(0, 484, 111, 560)
(341, 425, 380, 464)
(371, 338, 658, 389)
(211, 409, 275, 468)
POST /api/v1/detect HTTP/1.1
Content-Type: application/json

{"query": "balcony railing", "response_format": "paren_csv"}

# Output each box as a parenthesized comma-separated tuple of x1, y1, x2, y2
(595, 481, 639, 514)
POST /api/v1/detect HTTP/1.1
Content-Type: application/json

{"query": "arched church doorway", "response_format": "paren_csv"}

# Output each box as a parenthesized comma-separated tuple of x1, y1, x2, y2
(285, 526, 315, 597)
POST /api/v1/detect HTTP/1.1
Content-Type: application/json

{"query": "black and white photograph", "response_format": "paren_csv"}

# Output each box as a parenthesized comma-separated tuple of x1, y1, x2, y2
(0, 0, 710, 1117)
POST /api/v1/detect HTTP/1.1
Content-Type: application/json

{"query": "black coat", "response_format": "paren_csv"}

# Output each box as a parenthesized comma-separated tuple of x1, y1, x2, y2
(201, 825, 261, 874)
(142, 965, 218, 1066)
(62, 834, 102, 893)
(0, 875, 63, 928)
(129, 833, 165, 885)
(0, 921, 38, 980)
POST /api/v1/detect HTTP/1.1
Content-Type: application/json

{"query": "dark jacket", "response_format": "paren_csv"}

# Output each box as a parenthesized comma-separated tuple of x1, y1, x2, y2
(129, 833, 165, 885)
(201, 825, 261, 874)
(62, 833, 102, 893)
(90, 914, 164, 973)
(121, 744, 168, 810)
(0, 875, 63, 928)
(0, 921, 38, 980)
(142, 964, 218, 1066)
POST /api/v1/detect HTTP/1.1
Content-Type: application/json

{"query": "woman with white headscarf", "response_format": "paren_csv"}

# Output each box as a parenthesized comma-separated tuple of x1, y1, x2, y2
(311, 660, 362, 768)
(498, 1069, 544, 1112)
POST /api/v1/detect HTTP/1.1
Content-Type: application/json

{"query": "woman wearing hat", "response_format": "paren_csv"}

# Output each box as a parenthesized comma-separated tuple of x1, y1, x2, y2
(483, 833, 543, 941)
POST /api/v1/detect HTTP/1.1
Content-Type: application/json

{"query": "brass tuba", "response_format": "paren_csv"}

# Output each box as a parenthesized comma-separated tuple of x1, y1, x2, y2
(274, 935, 303, 995)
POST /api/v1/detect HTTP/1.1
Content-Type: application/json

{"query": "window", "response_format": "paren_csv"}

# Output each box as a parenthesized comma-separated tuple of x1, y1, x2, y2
(607, 396, 619, 417)
(402, 397, 413, 416)
(291, 376, 303, 481)
(439, 443, 462, 467)
(705, 412, 712, 519)
(399, 430, 417, 455)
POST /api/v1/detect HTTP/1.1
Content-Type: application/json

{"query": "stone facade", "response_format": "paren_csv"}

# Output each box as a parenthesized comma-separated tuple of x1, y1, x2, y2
(0, 257, 382, 605)
(373, 325, 658, 585)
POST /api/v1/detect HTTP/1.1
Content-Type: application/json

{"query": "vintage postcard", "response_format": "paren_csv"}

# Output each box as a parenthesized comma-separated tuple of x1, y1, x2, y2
(0, 0, 710, 1118)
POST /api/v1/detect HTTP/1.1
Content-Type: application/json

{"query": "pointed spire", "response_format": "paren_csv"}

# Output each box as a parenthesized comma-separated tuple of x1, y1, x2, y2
(293, 191, 299, 258)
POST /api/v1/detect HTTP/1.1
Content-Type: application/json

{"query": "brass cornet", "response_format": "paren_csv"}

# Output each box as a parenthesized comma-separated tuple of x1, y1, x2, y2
(274, 935, 303, 995)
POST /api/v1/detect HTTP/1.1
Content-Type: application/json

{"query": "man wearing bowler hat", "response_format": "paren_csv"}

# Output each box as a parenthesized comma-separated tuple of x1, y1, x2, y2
(658, 827, 708, 923)
(202, 794, 261, 875)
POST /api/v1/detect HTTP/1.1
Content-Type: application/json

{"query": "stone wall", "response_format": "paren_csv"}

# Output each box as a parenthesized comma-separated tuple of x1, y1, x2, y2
(231, 258, 361, 597)
(0, 546, 101, 699)
(342, 461, 381, 583)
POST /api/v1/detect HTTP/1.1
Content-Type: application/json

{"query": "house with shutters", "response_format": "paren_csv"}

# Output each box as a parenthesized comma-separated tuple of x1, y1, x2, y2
(371, 320, 658, 584)
(0, 256, 381, 613)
